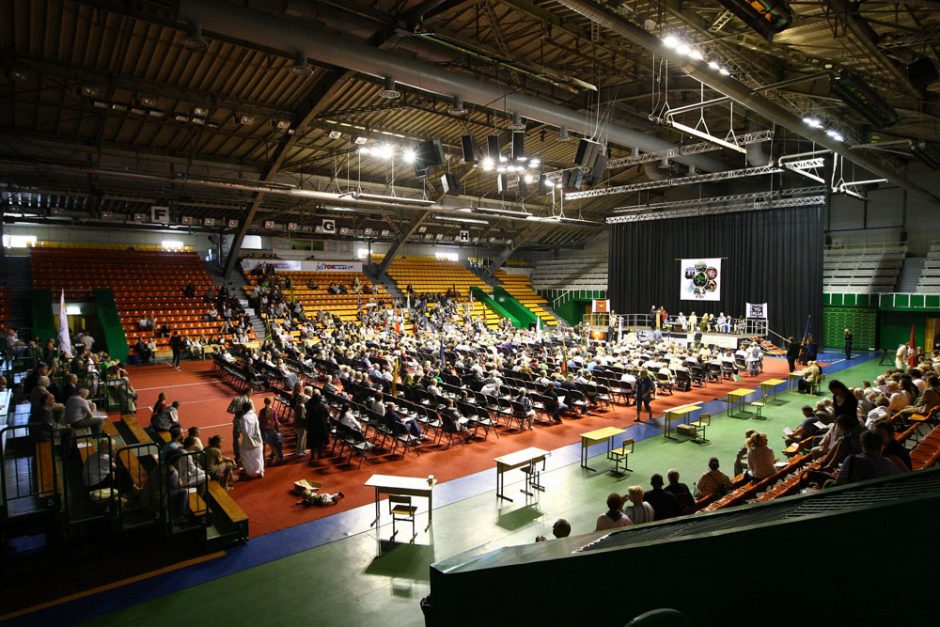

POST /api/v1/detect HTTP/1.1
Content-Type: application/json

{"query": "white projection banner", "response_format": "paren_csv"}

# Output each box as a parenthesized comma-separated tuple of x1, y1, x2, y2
(680, 258, 722, 302)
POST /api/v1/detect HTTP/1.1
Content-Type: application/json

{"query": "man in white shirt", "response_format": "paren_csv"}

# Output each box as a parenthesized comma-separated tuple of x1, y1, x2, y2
(179, 437, 207, 489)
(65, 389, 105, 434)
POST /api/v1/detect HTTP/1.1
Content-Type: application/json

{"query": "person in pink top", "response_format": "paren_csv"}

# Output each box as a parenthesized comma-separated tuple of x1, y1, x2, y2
(595, 493, 632, 531)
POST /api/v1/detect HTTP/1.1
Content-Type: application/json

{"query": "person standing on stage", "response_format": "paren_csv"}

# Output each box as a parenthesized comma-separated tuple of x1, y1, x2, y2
(844, 329, 853, 361)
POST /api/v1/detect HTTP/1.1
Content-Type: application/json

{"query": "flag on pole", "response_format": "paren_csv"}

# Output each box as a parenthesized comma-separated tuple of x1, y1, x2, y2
(439, 338, 446, 371)
(58, 289, 72, 358)
(908, 324, 918, 369)
(561, 343, 568, 375)
(392, 357, 400, 398)
(536, 315, 542, 338)
(357, 293, 362, 310)
(801, 314, 812, 343)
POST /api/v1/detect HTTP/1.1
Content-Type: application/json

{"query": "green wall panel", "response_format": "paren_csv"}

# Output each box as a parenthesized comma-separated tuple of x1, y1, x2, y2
(879, 311, 927, 352)
(823, 307, 876, 349)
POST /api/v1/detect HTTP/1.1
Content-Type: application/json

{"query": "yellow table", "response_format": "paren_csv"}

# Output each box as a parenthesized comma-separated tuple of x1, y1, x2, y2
(579, 426, 626, 472)
(664, 404, 702, 439)
(725, 388, 757, 417)
(787, 370, 805, 391)
(760, 379, 786, 403)
(495, 447, 549, 502)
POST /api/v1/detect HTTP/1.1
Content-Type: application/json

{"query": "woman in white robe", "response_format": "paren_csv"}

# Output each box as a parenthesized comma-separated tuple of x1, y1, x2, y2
(239, 407, 265, 478)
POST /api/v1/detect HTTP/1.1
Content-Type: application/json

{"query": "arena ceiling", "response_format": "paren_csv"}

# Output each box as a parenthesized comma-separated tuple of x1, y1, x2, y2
(2, 0, 940, 259)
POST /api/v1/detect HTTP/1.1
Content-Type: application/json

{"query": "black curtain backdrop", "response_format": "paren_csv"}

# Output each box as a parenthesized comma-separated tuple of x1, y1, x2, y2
(608, 205, 823, 340)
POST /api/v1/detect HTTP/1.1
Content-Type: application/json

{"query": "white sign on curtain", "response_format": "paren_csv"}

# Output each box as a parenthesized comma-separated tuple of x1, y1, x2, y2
(680, 258, 722, 302)
(746, 302, 768, 319)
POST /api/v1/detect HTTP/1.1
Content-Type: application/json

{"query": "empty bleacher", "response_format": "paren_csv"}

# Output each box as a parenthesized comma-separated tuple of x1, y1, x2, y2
(529, 257, 608, 292)
(493, 270, 557, 327)
(382, 257, 496, 327)
(916, 241, 940, 293)
(823, 242, 906, 293)
(30, 246, 254, 351)
(243, 269, 389, 322)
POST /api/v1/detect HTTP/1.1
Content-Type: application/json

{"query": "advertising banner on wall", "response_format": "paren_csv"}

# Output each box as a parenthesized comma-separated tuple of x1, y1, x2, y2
(240, 259, 363, 273)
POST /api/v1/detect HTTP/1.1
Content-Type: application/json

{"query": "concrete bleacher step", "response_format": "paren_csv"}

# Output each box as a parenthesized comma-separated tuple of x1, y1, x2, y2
(898, 256, 924, 293)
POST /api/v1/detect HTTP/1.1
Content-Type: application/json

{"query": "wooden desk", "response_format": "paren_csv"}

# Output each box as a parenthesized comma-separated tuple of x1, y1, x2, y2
(579, 426, 625, 472)
(495, 447, 549, 502)
(760, 379, 786, 403)
(365, 474, 433, 530)
(787, 371, 805, 391)
(664, 404, 701, 439)
(725, 388, 757, 417)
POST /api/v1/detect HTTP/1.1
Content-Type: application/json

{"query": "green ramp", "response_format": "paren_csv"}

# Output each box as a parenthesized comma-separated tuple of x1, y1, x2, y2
(470, 286, 522, 327)
(30, 289, 55, 342)
(93, 289, 129, 362)
(492, 286, 539, 328)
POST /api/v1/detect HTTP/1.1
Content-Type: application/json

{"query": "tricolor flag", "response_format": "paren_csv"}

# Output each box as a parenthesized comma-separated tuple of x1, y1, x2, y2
(391, 357, 400, 398)
(58, 289, 72, 358)
(908, 325, 918, 369)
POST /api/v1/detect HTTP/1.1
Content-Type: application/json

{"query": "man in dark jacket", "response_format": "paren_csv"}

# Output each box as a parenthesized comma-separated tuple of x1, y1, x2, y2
(170, 332, 184, 368)
(786, 336, 800, 373)
(305, 390, 332, 461)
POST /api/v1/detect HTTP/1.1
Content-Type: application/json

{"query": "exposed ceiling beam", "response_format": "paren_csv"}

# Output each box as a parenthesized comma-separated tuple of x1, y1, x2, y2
(376, 210, 433, 276)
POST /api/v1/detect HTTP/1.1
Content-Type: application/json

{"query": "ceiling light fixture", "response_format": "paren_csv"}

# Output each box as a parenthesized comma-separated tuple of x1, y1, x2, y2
(380, 76, 400, 99)
(448, 95, 467, 116)
(179, 21, 208, 51)
(290, 52, 314, 77)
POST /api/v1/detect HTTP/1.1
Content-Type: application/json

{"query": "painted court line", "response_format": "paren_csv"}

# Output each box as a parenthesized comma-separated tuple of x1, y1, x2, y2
(0, 551, 226, 622)
(136, 381, 223, 392)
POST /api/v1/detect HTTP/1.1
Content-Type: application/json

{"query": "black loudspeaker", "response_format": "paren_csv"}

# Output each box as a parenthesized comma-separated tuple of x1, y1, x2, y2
(497, 174, 509, 193)
(909, 57, 939, 88)
(486, 135, 501, 158)
(416, 139, 446, 167)
(414, 166, 430, 179)
(573, 139, 601, 168)
(440, 173, 460, 195)
(562, 169, 584, 189)
(587, 153, 608, 185)
(511, 132, 525, 161)
(461, 135, 478, 163)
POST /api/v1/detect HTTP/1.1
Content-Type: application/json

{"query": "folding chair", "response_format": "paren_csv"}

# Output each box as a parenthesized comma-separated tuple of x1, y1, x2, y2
(389, 495, 418, 541)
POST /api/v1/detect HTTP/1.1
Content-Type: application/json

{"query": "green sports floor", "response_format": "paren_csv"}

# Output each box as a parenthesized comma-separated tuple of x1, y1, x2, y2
(27, 357, 886, 626)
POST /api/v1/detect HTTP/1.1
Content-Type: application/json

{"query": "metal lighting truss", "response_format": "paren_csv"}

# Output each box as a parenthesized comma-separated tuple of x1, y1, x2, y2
(539, 131, 776, 181)
(610, 186, 827, 214)
(783, 157, 827, 184)
(606, 195, 826, 223)
(605, 130, 775, 169)
(565, 165, 782, 200)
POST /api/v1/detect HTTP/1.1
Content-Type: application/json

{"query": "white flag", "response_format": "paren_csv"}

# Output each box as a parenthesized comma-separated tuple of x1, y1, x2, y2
(58, 289, 72, 358)
(536, 316, 542, 337)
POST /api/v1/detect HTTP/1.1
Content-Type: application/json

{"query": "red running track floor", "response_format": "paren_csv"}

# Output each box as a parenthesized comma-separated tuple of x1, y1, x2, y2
(124, 358, 797, 537)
